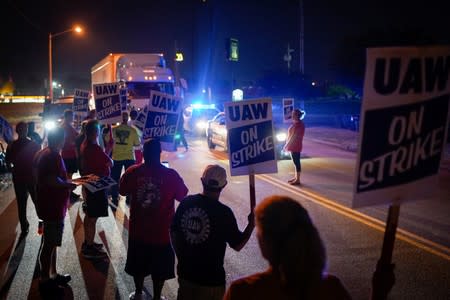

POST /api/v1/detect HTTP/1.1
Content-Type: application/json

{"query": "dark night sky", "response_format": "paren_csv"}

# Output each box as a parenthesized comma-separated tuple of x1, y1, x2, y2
(1, 0, 449, 95)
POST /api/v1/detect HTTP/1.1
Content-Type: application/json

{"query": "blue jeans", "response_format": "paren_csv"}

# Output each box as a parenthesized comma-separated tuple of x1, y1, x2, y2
(110, 159, 135, 201)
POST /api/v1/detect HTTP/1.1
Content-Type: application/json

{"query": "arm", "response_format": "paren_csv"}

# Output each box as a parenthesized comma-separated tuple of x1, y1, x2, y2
(119, 168, 132, 196)
(43, 174, 76, 190)
(230, 211, 255, 251)
(174, 171, 189, 201)
(5, 143, 14, 165)
(170, 211, 182, 255)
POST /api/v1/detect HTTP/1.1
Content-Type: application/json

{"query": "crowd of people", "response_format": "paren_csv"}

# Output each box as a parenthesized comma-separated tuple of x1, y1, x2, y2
(3, 108, 395, 300)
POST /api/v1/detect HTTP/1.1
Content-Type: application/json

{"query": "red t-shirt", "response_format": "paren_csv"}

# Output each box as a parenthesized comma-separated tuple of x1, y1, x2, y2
(6, 138, 40, 183)
(61, 122, 78, 159)
(34, 148, 71, 221)
(80, 141, 111, 177)
(285, 121, 305, 153)
(119, 163, 188, 244)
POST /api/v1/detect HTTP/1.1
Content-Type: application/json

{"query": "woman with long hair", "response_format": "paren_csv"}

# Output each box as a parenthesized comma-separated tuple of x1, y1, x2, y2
(224, 195, 351, 299)
(284, 109, 305, 185)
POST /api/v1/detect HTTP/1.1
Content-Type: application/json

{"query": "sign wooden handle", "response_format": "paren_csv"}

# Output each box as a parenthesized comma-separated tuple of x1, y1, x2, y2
(249, 173, 256, 210)
(379, 204, 400, 266)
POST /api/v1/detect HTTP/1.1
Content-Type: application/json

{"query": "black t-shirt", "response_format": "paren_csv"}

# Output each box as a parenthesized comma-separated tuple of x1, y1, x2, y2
(171, 194, 243, 286)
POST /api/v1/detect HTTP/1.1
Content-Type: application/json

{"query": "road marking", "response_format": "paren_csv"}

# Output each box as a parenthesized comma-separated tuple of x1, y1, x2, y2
(258, 173, 450, 261)
(198, 144, 450, 261)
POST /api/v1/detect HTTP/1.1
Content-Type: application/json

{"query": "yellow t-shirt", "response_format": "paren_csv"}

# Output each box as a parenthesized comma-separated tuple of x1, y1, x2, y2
(111, 124, 140, 161)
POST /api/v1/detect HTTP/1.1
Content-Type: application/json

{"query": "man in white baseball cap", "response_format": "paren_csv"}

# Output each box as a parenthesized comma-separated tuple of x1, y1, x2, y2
(171, 164, 255, 300)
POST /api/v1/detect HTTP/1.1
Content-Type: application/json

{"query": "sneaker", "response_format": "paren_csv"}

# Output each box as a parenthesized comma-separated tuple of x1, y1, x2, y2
(129, 291, 144, 300)
(82, 244, 108, 259)
(39, 278, 64, 297)
(52, 273, 71, 286)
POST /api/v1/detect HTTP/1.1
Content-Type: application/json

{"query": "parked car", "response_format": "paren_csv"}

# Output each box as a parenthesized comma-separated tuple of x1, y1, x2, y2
(205, 112, 290, 159)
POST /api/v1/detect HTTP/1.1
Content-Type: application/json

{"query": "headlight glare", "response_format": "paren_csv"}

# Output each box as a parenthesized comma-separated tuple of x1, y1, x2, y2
(44, 120, 56, 131)
(276, 132, 287, 142)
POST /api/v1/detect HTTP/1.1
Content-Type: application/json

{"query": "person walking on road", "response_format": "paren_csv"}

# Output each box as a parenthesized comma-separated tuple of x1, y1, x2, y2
(79, 120, 113, 259)
(176, 111, 188, 151)
(60, 109, 80, 200)
(109, 111, 140, 208)
(5, 121, 41, 235)
(33, 127, 76, 295)
(283, 109, 305, 185)
(171, 164, 255, 300)
(119, 139, 188, 300)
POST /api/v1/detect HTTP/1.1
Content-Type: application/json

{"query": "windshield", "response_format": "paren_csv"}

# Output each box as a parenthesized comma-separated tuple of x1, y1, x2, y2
(125, 82, 174, 98)
(192, 109, 220, 119)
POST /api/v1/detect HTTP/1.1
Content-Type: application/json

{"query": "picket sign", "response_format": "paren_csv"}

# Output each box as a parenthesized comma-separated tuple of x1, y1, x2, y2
(142, 90, 183, 152)
(354, 46, 450, 274)
(93, 83, 123, 125)
(224, 98, 278, 212)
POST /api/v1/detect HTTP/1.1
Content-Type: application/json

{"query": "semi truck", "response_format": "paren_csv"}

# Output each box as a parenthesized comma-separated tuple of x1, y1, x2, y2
(91, 53, 176, 109)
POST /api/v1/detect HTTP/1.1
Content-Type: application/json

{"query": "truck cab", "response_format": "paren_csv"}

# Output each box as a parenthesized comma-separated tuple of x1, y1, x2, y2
(91, 53, 176, 109)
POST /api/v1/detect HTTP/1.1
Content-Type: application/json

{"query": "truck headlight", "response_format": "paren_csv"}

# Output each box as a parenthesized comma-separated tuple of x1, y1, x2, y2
(276, 132, 287, 142)
(44, 120, 57, 131)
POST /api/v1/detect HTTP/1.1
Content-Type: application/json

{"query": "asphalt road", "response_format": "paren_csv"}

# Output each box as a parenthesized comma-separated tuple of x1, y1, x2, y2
(0, 133, 449, 300)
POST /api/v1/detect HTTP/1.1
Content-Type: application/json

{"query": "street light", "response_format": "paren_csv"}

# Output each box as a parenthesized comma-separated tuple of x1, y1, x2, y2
(48, 25, 83, 102)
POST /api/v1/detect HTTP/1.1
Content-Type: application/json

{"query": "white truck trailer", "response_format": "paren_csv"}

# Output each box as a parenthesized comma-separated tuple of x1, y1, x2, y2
(91, 53, 175, 108)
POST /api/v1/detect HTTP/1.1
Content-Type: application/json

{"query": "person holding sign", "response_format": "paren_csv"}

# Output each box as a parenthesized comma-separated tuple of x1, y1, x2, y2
(224, 195, 351, 300)
(79, 120, 113, 259)
(33, 127, 76, 294)
(171, 164, 255, 300)
(109, 111, 140, 207)
(119, 139, 188, 300)
(283, 109, 305, 185)
(224, 195, 395, 300)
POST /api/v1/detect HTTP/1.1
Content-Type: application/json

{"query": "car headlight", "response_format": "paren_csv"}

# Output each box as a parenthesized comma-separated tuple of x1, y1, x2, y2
(44, 120, 57, 131)
(196, 121, 207, 129)
(276, 132, 287, 142)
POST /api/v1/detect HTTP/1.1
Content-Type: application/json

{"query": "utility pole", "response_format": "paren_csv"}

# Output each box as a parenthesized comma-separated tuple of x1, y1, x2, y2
(284, 43, 294, 74)
(299, 0, 305, 75)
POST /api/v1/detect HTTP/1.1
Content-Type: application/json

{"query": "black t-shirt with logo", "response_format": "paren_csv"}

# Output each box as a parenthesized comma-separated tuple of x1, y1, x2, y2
(171, 194, 243, 286)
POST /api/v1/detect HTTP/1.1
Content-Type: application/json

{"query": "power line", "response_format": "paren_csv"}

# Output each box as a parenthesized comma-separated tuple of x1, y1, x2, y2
(6, 0, 44, 34)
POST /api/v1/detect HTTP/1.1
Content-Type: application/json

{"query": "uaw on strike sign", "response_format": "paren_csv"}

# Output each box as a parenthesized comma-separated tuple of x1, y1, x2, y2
(225, 98, 278, 176)
(143, 90, 183, 151)
(353, 46, 449, 208)
(93, 83, 124, 124)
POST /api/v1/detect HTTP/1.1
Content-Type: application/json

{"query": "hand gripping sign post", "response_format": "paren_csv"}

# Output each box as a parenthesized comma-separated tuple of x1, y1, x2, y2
(93, 83, 124, 125)
(225, 98, 278, 209)
(73, 89, 90, 128)
(353, 46, 450, 283)
(142, 90, 183, 151)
